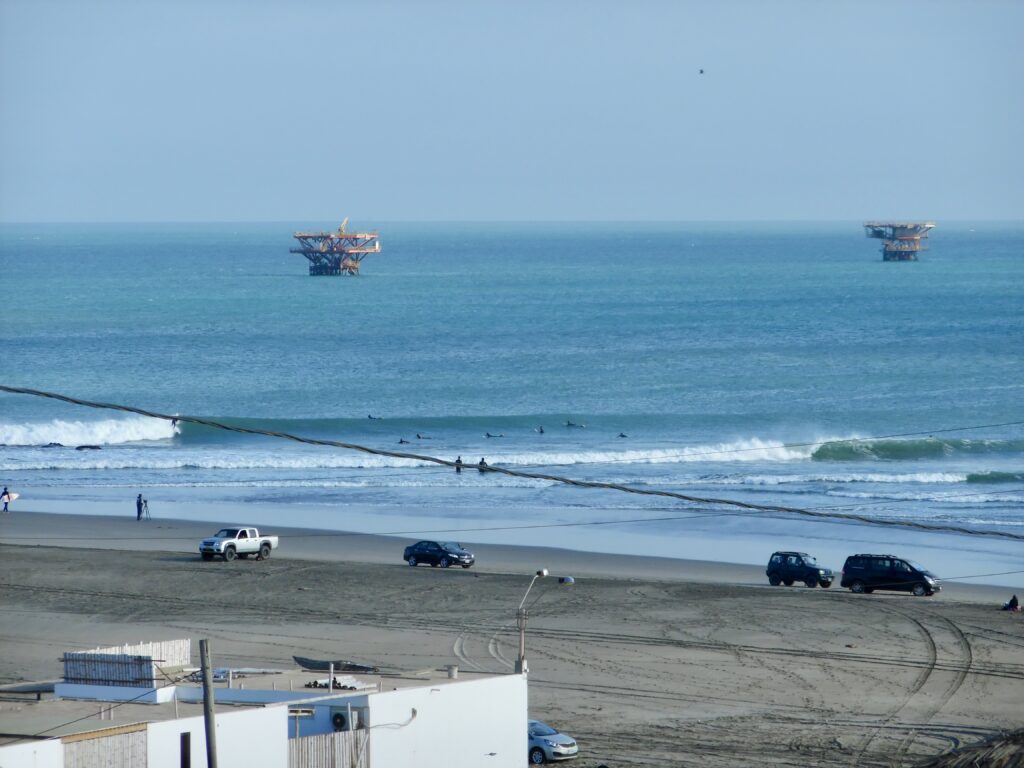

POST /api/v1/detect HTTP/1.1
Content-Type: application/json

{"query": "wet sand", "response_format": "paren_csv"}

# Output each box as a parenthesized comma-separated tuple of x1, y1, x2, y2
(1, 510, 1022, 766)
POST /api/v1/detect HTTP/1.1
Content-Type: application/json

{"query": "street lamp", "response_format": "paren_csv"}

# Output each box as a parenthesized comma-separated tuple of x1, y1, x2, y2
(515, 569, 575, 675)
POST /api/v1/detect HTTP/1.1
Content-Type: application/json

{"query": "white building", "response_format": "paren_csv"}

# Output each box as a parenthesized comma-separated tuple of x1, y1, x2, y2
(0, 639, 528, 768)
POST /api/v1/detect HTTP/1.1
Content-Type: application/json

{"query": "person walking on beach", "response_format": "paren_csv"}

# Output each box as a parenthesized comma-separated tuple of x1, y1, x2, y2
(1, 487, 10, 513)
(455, 456, 463, 474)
(136, 493, 144, 521)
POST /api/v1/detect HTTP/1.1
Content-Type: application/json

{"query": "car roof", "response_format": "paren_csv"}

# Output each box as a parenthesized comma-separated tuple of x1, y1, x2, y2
(846, 553, 900, 558)
(772, 551, 808, 556)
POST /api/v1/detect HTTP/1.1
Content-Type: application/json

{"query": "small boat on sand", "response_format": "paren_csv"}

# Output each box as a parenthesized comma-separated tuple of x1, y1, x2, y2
(293, 655, 378, 674)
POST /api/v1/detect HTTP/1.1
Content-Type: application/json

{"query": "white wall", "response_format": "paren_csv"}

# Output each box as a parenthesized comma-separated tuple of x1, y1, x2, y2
(0, 739, 63, 768)
(55, 683, 175, 704)
(366, 675, 527, 768)
(147, 706, 288, 768)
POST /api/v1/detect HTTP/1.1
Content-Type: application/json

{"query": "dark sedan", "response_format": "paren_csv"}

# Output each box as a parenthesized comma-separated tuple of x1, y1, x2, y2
(403, 540, 475, 569)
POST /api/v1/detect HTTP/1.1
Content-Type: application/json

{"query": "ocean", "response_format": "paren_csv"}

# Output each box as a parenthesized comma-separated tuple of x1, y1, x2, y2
(2, 222, 1023, 581)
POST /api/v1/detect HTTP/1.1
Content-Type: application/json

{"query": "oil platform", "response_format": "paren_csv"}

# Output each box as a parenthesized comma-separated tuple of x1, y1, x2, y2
(291, 219, 381, 275)
(863, 221, 936, 261)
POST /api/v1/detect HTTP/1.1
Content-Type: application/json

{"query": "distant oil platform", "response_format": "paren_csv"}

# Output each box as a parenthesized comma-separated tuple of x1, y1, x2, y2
(291, 218, 381, 275)
(863, 221, 936, 261)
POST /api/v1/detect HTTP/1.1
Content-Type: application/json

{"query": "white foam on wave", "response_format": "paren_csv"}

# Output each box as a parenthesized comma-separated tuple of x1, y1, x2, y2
(0, 417, 175, 447)
(57, 476, 543, 490)
(496, 437, 817, 466)
(825, 489, 1024, 504)
(711, 472, 968, 486)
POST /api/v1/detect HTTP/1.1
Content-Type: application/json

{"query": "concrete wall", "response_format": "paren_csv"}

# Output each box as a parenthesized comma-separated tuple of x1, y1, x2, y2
(0, 739, 64, 768)
(146, 706, 288, 768)
(175, 685, 322, 706)
(55, 682, 175, 704)
(366, 675, 527, 768)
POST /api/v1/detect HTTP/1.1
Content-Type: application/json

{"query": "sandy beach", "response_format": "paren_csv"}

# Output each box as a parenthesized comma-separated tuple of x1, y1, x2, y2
(1, 509, 1022, 766)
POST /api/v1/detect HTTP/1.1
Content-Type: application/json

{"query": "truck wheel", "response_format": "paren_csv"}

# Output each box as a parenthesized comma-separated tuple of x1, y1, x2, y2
(850, 580, 865, 594)
(201, 553, 213, 561)
(912, 583, 927, 597)
(768, 573, 781, 586)
(820, 581, 832, 588)
(804, 577, 817, 588)
(223, 547, 237, 562)
(259, 544, 271, 560)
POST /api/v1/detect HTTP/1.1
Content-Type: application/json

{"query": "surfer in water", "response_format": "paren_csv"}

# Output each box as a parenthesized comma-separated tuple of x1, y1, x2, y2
(455, 456, 463, 473)
(398, 438, 410, 444)
(416, 433, 432, 440)
(485, 432, 505, 438)
(537, 426, 544, 434)
(478, 458, 488, 473)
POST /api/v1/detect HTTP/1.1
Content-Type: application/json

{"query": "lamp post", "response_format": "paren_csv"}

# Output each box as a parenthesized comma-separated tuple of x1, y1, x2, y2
(515, 569, 575, 675)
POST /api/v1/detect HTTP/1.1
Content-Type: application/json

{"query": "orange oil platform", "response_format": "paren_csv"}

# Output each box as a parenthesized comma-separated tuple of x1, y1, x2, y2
(863, 221, 936, 261)
(291, 219, 381, 275)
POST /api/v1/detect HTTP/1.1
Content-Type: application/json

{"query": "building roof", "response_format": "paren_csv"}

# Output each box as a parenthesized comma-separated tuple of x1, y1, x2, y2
(0, 665, 502, 745)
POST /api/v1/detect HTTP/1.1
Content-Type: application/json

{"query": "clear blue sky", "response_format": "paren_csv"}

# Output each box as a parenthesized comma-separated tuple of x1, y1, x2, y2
(1, 0, 1021, 222)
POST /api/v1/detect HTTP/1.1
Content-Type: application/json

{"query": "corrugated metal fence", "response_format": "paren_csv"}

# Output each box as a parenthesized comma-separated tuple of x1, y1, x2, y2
(289, 731, 369, 768)
(64, 727, 147, 768)
(63, 638, 191, 687)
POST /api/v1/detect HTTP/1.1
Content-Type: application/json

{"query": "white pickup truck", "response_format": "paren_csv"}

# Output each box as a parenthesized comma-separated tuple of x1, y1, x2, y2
(199, 527, 279, 562)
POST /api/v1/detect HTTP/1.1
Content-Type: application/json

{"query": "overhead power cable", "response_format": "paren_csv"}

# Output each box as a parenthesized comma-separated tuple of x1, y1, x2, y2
(2, 384, 1023, 542)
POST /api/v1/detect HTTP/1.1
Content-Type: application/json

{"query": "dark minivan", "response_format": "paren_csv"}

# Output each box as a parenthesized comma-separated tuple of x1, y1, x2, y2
(840, 554, 940, 596)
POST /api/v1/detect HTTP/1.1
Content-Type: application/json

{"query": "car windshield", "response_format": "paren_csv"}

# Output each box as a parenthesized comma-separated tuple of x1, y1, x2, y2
(441, 542, 461, 552)
(803, 556, 818, 566)
(215, 529, 239, 538)
(907, 561, 929, 572)
(530, 722, 557, 736)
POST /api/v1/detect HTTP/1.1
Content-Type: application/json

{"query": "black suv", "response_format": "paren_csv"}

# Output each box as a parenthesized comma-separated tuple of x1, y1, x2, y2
(403, 540, 475, 569)
(840, 554, 939, 596)
(766, 551, 833, 588)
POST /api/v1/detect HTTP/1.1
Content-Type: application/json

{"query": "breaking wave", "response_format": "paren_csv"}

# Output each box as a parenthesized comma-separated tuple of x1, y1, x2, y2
(811, 437, 1024, 461)
(0, 417, 175, 447)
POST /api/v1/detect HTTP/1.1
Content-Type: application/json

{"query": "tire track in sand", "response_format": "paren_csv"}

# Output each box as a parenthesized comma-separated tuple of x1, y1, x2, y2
(848, 600, 972, 767)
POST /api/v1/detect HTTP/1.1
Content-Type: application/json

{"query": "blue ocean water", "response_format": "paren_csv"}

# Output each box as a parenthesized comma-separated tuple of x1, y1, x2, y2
(2, 222, 1023, 545)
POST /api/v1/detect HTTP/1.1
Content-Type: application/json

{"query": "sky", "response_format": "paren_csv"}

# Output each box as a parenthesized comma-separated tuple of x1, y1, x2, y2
(1, 0, 1022, 222)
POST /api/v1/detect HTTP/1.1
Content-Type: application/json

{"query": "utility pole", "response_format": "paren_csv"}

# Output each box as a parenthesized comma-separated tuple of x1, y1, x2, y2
(199, 639, 218, 768)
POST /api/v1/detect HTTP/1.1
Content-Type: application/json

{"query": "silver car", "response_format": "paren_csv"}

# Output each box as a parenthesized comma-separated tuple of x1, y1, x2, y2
(528, 719, 579, 764)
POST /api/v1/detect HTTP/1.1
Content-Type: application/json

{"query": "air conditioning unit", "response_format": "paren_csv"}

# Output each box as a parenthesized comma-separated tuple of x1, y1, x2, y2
(330, 706, 363, 732)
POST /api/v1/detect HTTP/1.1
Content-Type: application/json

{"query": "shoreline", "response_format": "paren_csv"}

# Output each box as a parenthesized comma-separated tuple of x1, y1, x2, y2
(1, 507, 1016, 600)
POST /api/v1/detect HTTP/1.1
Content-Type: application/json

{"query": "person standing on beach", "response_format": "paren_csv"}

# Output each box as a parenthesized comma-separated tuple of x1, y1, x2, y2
(136, 493, 144, 521)
(1, 487, 10, 513)
(455, 456, 463, 473)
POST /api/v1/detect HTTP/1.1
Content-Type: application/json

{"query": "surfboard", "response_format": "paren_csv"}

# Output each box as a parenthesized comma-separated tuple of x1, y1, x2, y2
(1, 492, 17, 504)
